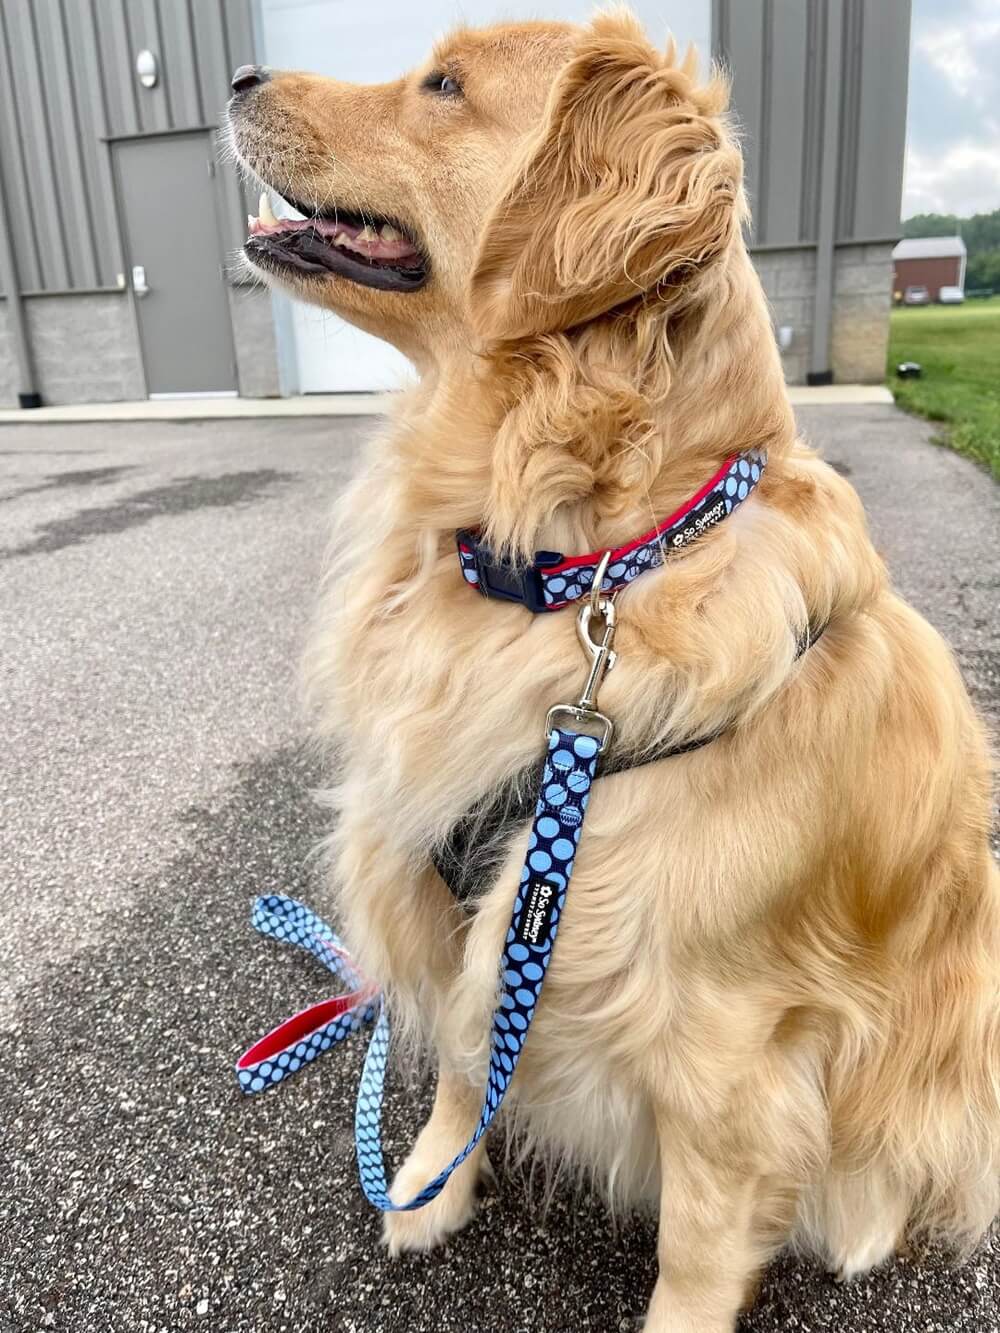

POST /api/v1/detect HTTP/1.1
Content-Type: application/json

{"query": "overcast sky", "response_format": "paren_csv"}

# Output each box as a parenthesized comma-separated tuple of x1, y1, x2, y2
(902, 0, 1000, 218)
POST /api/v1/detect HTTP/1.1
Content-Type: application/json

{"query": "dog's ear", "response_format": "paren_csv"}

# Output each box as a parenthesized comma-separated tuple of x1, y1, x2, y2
(468, 12, 741, 342)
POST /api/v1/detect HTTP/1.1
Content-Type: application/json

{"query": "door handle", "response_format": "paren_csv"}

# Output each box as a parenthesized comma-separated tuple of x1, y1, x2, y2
(132, 265, 149, 297)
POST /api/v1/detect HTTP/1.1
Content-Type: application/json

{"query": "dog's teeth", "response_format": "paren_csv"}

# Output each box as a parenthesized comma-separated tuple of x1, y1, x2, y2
(379, 223, 402, 242)
(247, 214, 256, 228)
(355, 225, 377, 244)
(258, 192, 278, 226)
(332, 232, 350, 248)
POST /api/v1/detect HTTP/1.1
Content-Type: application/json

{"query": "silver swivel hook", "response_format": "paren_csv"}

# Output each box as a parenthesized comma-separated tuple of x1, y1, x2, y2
(544, 551, 618, 753)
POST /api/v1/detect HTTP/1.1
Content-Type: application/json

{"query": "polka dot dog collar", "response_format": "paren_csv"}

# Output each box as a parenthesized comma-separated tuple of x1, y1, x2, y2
(456, 450, 766, 612)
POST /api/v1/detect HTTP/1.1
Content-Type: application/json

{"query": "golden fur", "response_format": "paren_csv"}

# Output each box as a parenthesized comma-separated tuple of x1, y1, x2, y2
(229, 14, 1000, 1328)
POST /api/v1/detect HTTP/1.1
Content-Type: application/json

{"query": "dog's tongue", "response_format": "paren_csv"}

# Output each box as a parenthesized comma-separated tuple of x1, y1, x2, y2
(247, 193, 420, 264)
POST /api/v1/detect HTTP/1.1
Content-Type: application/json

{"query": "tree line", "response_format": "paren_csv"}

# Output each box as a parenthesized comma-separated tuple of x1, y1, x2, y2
(902, 209, 1000, 291)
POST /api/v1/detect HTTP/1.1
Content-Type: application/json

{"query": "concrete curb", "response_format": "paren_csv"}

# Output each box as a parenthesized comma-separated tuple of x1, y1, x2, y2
(0, 385, 894, 424)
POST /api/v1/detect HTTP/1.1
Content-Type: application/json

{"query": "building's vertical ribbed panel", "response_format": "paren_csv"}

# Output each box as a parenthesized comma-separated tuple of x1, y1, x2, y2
(0, 0, 257, 297)
(714, 0, 910, 248)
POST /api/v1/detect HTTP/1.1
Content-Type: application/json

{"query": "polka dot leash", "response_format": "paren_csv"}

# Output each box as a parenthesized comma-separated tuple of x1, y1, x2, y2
(234, 729, 601, 1213)
(354, 727, 600, 1210)
(457, 450, 766, 612)
(235, 895, 380, 1095)
(239, 589, 617, 1211)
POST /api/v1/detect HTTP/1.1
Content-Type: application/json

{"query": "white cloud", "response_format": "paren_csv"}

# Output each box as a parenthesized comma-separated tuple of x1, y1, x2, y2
(915, 17, 1000, 106)
(903, 140, 1000, 218)
(903, 3, 1000, 218)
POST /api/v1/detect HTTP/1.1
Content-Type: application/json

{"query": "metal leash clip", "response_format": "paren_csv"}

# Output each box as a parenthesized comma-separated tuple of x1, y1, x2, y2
(545, 551, 618, 754)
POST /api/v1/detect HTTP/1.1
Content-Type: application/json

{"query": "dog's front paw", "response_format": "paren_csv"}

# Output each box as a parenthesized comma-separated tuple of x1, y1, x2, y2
(643, 1280, 737, 1333)
(382, 1148, 492, 1256)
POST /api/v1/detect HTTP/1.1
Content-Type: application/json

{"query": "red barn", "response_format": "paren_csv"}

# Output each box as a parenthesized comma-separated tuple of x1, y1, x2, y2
(892, 236, 967, 301)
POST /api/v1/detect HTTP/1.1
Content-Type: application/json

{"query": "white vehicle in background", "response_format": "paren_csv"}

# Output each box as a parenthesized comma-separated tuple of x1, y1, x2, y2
(903, 285, 931, 305)
(938, 286, 965, 304)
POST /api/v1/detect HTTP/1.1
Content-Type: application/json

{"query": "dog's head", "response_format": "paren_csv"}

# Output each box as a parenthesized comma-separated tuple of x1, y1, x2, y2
(227, 12, 742, 365)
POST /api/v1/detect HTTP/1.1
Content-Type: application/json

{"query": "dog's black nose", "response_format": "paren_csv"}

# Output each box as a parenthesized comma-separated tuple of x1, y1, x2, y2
(231, 65, 270, 94)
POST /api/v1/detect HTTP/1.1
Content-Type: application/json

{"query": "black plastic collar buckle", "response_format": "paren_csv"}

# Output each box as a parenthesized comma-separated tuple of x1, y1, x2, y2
(456, 530, 563, 613)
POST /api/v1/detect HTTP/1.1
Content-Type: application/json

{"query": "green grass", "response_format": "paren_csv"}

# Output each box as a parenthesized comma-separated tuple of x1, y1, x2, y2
(887, 296, 1000, 480)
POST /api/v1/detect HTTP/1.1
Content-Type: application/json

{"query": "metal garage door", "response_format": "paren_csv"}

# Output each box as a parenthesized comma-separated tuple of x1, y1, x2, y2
(259, 0, 711, 394)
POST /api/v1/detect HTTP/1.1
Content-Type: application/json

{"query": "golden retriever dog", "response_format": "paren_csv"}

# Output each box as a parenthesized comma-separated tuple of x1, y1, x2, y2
(227, 13, 1000, 1329)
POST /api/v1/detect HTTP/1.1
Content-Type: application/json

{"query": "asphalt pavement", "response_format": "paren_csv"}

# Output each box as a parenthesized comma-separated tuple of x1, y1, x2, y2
(2, 404, 998, 1333)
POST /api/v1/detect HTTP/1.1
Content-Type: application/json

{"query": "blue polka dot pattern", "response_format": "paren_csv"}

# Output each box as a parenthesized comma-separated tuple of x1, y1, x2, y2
(352, 725, 599, 1211)
(456, 451, 765, 612)
(537, 451, 765, 607)
(236, 726, 601, 1215)
(457, 543, 479, 587)
(235, 896, 380, 1094)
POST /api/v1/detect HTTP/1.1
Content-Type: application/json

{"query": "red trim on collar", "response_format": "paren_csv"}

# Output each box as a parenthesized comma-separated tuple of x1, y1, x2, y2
(542, 454, 739, 576)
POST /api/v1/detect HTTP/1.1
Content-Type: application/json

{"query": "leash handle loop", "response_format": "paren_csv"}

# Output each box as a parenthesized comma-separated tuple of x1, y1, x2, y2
(235, 895, 379, 1094)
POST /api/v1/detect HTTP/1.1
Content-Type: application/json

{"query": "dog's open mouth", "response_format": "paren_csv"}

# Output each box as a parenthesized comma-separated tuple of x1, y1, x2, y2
(244, 192, 429, 293)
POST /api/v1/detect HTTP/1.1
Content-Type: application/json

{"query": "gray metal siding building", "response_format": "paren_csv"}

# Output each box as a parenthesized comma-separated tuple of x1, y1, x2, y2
(0, 0, 277, 407)
(714, 0, 912, 385)
(0, 0, 911, 406)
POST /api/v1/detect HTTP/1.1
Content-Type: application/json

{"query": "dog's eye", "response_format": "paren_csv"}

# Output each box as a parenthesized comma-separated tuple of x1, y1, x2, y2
(423, 71, 462, 98)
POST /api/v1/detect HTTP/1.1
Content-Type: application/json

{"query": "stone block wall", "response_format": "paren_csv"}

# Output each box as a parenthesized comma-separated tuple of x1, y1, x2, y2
(228, 284, 281, 398)
(830, 243, 894, 385)
(0, 285, 282, 406)
(752, 241, 894, 385)
(752, 248, 817, 386)
(0, 304, 17, 404)
(0, 293, 145, 407)
(0, 247, 896, 403)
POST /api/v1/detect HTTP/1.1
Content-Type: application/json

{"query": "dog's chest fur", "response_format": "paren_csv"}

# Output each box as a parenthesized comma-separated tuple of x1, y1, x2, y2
(310, 481, 709, 1194)
(312, 489, 799, 1201)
